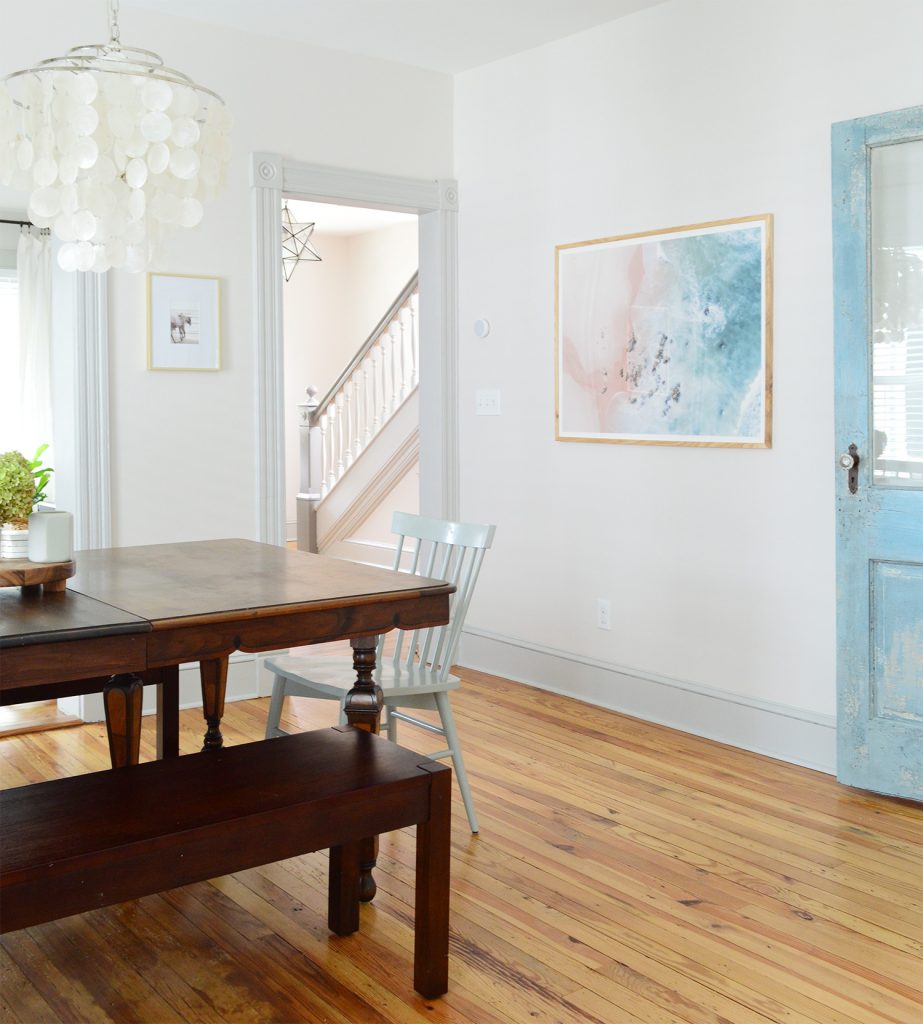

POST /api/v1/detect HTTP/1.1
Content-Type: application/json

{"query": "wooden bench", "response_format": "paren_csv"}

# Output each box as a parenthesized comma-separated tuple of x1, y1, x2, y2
(0, 726, 451, 999)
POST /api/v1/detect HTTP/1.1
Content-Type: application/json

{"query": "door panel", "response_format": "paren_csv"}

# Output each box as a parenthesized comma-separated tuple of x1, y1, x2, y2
(833, 106, 923, 800)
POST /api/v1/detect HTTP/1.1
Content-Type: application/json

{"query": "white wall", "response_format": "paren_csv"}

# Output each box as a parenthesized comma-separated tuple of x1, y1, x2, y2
(344, 219, 419, 349)
(454, 0, 923, 742)
(1, 1, 452, 548)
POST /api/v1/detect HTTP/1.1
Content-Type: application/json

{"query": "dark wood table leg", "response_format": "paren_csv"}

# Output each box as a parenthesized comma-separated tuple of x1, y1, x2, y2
(345, 635, 383, 902)
(200, 656, 228, 751)
(154, 665, 180, 759)
(344, 636, 383, 733)
(103, 673, 144, 768)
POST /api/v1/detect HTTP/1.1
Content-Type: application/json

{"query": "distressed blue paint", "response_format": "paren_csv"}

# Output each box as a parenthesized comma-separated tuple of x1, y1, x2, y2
(833, 105, 923, 800)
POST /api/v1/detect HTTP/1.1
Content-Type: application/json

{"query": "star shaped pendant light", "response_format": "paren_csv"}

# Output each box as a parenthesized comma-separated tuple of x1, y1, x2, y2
(282, 201, 322, 281)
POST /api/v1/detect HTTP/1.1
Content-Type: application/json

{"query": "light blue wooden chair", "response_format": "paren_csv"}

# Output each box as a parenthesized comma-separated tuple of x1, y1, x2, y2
(264, 512, 496, 833)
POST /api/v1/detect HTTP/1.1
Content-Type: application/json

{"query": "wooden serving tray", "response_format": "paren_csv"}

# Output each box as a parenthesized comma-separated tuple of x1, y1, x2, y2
(0, 558, 76, 593)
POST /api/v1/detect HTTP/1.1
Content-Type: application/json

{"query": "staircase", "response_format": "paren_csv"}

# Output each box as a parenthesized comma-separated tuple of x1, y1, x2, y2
(296, 274, 419, 557)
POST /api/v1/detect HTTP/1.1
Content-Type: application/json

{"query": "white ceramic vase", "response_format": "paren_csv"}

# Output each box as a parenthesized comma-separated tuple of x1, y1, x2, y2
(27, 510, 74, 563)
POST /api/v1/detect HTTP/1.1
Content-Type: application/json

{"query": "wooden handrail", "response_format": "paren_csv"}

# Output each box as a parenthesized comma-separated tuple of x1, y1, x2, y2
(314, 271, 419, 421)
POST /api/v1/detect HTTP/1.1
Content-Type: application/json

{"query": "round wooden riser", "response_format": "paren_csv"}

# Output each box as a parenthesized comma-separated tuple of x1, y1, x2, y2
(0, 558, 76, 593)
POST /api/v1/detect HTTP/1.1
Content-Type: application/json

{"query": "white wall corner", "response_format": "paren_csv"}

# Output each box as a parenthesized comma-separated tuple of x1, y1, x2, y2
(460, 627, 837, 776)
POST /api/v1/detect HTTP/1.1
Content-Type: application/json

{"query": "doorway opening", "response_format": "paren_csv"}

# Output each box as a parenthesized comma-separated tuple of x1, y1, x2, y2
(282, 199, 420, 563)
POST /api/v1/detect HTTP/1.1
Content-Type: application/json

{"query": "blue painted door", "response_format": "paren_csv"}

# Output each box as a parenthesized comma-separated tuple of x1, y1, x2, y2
(833, 106, 923, 800)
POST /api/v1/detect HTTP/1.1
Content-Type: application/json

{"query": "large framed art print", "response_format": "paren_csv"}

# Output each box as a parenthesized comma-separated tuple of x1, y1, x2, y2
(555, 214, 773, 448)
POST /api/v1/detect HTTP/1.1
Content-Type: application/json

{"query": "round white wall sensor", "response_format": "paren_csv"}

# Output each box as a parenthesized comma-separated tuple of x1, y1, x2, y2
(473, 318, 490, 338)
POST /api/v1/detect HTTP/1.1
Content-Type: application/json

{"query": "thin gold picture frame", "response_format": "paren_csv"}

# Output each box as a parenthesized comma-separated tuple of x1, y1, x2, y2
(554, 213, 773, 449)
(147, 272, 222, 372)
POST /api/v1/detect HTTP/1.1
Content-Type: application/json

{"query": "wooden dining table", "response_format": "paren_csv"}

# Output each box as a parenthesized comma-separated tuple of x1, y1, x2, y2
(0, 536, 450, 761)
(0, 538, 454, 755)
(0, 539, 454, 896)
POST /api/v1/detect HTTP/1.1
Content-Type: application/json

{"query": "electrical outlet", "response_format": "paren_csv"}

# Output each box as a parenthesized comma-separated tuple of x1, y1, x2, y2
(597, 598, 611, 630)
(475, 389, 501, 415)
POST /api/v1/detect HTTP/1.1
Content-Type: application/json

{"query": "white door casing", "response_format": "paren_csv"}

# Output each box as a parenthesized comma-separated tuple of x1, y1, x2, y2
(251, 154, 459, 545)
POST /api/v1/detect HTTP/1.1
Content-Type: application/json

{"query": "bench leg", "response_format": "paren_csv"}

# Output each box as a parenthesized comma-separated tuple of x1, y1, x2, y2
(328, 841, 360, 936)
(414, 764, 452, 999)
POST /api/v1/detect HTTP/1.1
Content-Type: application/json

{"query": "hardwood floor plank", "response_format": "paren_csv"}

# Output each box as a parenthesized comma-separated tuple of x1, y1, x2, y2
(0, 943, 60, 1023)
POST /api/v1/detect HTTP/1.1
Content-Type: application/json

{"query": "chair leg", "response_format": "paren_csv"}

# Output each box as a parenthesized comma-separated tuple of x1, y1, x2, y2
(265, 674, 289, 739)
(434, 691, 478, 834)
(386, 705, 398, 743)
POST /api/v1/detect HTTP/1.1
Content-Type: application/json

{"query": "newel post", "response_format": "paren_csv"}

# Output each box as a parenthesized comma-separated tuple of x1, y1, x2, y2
(296, 385, 322, 552)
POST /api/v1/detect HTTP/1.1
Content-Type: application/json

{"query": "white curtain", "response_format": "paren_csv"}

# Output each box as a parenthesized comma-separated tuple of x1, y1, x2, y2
(15, 230, 53, 464)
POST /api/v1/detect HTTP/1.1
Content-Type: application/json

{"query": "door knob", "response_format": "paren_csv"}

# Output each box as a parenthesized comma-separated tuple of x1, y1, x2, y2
(839, 443, 859, 494)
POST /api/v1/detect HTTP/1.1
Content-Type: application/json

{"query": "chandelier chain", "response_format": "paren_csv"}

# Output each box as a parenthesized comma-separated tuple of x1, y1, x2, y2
(108, 0, 121, 48)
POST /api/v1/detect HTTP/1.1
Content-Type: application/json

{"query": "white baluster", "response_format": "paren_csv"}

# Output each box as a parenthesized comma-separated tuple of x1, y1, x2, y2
(389, 324, 399, 415)
(335, 394, 345, 479)
(324, 407, 334, 491)
(380, 336, 390, 425)
(371, 347, 382, 432)
(410, 292, 419, 388)
(352, 374, 362, 458)
(363, 360, 372, 444)
(392, 320, 407, 402)
(319, 412, 329, 498)
(344, 383, 354, 468)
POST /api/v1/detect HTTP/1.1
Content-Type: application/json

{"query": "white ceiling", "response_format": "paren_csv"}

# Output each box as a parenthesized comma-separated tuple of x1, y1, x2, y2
(121, 0, 667, 74)
(287, 200, 416, 237)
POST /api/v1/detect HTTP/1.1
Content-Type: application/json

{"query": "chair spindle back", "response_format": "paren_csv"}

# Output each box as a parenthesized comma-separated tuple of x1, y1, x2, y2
(380, 512, 496, 683)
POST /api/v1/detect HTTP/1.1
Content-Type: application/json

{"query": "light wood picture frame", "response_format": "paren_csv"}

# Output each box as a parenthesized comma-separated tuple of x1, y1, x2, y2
(555, 214, 773, 448)
(147, 272, 221, 371)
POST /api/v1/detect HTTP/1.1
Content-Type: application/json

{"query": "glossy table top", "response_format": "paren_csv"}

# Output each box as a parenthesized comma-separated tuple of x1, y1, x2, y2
(1, 539, 453, 648)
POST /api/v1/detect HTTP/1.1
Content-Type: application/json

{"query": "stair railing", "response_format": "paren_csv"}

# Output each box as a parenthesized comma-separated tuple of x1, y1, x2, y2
(296, 273, 419, 549)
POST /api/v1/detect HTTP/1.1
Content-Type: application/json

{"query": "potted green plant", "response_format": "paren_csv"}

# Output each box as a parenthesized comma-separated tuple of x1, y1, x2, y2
(0, 446, 54, 559)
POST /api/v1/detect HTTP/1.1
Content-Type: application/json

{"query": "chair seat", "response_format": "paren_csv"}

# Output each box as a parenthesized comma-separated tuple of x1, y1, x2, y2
(264, 654, 461, 701)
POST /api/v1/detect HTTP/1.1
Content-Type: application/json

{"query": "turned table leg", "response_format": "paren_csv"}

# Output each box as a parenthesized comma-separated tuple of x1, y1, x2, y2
(344, 635, 383, 902)
(200, 656, 229, 751)
(103, 673, 144, 768)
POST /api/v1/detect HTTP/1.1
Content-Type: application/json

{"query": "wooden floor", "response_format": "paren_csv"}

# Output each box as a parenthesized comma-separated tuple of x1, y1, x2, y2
(1, 667, 921, 1024)
(0, 699, 81, 738)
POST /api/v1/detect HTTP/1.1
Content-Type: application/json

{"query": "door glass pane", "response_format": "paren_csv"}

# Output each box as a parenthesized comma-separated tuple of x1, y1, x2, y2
(871, 138, 923, 487)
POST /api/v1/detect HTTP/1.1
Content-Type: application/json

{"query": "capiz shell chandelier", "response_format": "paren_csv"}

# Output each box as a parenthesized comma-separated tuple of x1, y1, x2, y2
(0, 0, 230, 273)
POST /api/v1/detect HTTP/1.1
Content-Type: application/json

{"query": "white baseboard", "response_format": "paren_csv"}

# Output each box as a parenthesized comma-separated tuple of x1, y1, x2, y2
(76, 653, 260, 722)
(459, 627, 836, 775)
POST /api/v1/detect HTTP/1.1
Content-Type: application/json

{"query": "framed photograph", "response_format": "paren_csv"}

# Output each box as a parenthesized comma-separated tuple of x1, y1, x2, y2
(555, 214, 772, 447)
(147, 273, 221, 371)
